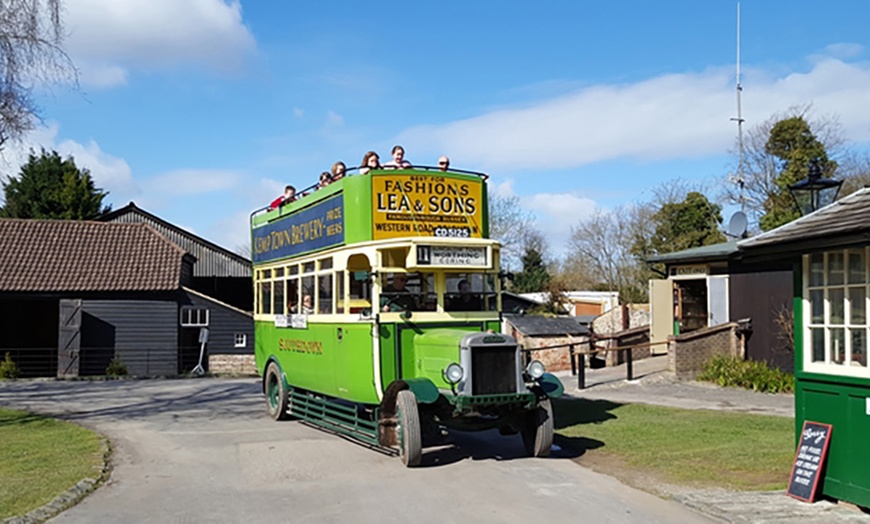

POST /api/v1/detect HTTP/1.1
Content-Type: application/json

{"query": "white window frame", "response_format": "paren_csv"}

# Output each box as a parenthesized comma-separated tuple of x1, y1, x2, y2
(803, 248, 870, 378)
(234, 333, 247, 348)
(180, 307, 209, 327)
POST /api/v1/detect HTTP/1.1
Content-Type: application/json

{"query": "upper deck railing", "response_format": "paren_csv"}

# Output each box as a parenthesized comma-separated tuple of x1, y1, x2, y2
(250, 165, 488, 219)
(250, 166, 491, 265)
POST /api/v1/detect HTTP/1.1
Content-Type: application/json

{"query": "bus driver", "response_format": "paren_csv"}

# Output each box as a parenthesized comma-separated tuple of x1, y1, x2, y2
(381, 273, 416, 312)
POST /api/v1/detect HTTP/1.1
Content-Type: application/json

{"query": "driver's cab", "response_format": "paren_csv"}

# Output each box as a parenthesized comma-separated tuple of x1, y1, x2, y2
(373, 239, 501, 321)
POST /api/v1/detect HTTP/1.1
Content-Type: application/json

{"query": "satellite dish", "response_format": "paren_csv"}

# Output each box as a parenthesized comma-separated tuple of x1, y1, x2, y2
(726, 211, 748, 238)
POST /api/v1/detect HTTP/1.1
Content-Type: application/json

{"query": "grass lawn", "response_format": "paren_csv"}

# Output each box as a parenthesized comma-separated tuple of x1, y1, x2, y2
(554, 398, 795, 492)
(0, 408, 106, 519)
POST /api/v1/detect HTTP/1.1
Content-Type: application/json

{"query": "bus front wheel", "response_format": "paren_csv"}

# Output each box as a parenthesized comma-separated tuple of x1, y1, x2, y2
(265, 362, 289, 421)
(521, 398, 553, 457)
(396, 390, 422, 467)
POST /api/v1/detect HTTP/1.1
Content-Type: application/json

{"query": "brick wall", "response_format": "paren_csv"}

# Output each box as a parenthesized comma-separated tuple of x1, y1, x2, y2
(517, 334, 589, 372)
(667, 321, 747, 379)
(209, 354, 257, 376)
(592, 304, 650, 335)
(603, 325, 651, 366)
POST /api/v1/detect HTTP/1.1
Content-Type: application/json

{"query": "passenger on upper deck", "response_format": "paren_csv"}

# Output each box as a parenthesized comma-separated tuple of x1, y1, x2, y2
(384, 145, 411, 169)
(318, 171, 332, 189)
(438, 155, 450, 172)
(331, 161, 346, 181)
(381, 273, 417, 312)
(270, 185, 296, 209)
(359, 151, 381, 175)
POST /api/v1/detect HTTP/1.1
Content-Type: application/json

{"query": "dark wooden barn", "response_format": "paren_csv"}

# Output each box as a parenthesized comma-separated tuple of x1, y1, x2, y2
(99, 202, 253, 311)
(0, 219, 253, 377)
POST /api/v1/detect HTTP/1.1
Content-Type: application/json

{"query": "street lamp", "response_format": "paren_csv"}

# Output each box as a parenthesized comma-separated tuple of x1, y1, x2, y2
(788, 161, 843, 216)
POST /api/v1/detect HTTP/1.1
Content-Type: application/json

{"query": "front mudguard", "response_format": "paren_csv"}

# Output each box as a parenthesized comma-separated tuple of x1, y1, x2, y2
(534, 372, 564, 399)
(378, 378, 440, 447)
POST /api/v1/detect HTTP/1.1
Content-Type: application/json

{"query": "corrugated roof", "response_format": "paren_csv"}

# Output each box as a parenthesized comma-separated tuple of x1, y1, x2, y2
(509, 316, 590, 337)
(739, 187, 870, 251)
(99, 202, 251, 277)
(646, 241, 739, 263)
(0, 219, 188, 292)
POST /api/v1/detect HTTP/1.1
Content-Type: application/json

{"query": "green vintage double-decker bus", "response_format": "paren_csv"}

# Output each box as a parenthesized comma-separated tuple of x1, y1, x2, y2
(250, 165, 562, 466)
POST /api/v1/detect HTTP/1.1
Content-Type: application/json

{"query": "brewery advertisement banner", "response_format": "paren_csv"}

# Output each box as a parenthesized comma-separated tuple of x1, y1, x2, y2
(371, 174, 483, 240)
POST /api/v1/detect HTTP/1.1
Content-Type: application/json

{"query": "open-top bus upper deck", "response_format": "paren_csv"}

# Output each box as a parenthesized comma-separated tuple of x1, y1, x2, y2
(250, 167, 490, 266)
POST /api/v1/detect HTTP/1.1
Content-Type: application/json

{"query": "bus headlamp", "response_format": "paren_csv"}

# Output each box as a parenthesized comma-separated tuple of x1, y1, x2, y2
(443, 363, 464, 385)
(526, 360, 545, 379)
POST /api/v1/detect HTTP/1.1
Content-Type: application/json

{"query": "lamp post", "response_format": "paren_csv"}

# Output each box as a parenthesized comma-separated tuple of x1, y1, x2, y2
(788, 161, 843, 216)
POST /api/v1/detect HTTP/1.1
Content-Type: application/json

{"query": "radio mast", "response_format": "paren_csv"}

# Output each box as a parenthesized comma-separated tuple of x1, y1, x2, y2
(730, 2, 745, 212)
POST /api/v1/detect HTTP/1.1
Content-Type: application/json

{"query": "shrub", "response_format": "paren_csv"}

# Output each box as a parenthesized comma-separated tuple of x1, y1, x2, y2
(0, 352, 20, 379)
(105, 355, 128, 377)
(698, 355, 794, 394)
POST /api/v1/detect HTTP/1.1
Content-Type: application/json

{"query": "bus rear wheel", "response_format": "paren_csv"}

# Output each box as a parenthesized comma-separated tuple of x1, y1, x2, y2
(396, 390, 422, 467)
(521, 398, 553, 457)
(265, 362, 289, 421)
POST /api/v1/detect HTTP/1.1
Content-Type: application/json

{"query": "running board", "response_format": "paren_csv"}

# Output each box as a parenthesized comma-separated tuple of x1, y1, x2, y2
(287, 387, 381, 447)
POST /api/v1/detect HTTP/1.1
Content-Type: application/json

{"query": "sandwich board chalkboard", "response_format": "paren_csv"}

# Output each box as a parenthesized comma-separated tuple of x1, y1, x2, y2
(787, 421, 833, 502)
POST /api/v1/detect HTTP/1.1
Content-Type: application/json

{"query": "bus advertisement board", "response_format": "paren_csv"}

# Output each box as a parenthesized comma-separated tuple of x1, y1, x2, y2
(372, 174, 483, 240)
(252, 194, 344, 263)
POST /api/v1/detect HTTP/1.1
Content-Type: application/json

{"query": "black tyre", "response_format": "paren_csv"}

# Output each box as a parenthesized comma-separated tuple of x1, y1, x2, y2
(265, 362, 289, 421)
(521, 398, 554, 457)
(396, 389, 422, 467)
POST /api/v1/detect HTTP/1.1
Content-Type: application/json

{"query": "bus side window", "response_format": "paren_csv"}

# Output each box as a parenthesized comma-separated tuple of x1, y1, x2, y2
(287, 278, 299, 313)
(349, 271, 372, 314)
(319, 273, 333, 314)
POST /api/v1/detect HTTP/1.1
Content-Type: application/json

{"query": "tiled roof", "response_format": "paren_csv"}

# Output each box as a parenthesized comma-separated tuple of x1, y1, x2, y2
(0, 219, 188, 292)
(739, 187, 870, 251)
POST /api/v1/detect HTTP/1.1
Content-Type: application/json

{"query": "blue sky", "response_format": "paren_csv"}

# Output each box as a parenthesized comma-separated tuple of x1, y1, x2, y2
(5, 0, 870, 259)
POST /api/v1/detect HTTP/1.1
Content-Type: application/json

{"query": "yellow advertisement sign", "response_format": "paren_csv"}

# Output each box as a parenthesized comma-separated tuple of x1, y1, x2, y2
(372, 174, 483, 239)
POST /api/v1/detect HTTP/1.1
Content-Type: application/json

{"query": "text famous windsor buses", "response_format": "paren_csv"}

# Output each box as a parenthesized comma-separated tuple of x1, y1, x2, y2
(377, 178, 477, 215)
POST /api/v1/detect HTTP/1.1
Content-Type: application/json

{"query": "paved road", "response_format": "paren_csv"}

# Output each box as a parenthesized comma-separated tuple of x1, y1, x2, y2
(0, 378, 711, 524)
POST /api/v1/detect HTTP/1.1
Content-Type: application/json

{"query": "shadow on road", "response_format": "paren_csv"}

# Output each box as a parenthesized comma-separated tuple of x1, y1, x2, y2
(0, 378, 263, 424)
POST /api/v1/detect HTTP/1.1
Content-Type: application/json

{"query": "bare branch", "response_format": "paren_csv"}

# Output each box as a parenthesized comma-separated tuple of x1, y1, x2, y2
(0, 0, 76, 149)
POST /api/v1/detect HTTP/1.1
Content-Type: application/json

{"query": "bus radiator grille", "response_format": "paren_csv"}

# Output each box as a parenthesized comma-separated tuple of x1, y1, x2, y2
(471, 346, 517, 395)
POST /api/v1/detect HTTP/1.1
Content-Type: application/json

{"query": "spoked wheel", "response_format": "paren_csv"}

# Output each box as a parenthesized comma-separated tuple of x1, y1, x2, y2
(521, 398, 554, 457)
(396, 390, 422, 467)
(265, 362, 289, 421)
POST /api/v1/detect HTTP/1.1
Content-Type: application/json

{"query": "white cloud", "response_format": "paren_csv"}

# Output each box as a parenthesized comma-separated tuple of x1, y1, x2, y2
(398, 53, 870, 173)
(293, 107, 305, 119)
(523, 192, 599, 257)
(65, 0, 256, 87)
(208, 209, 252, 257)
(325, 111, 344, 128)
(143, 169, 242, 196)
(0, 123, 137, 203)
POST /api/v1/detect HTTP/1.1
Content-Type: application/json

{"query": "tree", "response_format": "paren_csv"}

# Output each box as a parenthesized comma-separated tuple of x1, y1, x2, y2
(568, 204, 654, 304)
(487, 190, 536, 271)
(723, 105, 843, 231)
(645, 191, 726, 255)
(1, 149, 111, 219)
(758, 117, 837, 230)
(511, 232, 551, 293)
(0, 0, 75, 148)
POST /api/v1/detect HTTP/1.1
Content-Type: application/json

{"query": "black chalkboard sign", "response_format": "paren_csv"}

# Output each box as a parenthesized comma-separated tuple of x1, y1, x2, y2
(787, 421, 833, 502)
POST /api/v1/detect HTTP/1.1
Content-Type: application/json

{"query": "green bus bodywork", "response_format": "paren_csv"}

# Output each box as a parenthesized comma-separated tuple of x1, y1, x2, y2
(252, 168, 560, 466)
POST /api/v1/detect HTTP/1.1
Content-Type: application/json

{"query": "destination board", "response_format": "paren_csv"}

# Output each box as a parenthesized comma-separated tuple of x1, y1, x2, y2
(252, 194, 344, 263)
(416, 245, 488, 267)
(371, 174, 483, 240)
(787, 421, 833, 502)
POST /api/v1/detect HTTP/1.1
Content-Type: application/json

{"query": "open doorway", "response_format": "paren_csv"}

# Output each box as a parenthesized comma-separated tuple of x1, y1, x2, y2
(674, 279, 707, 334)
